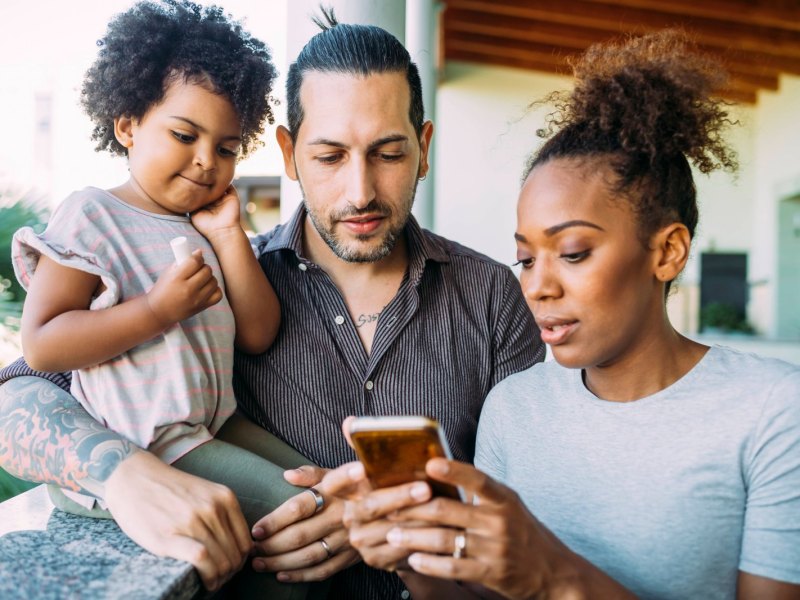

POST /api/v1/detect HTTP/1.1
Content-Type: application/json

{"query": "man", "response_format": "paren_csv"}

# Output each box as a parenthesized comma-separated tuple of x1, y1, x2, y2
(0, 11, 543, 599)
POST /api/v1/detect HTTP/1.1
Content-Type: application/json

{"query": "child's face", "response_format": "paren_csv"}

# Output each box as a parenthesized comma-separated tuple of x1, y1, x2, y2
(115, 79, 241, 216)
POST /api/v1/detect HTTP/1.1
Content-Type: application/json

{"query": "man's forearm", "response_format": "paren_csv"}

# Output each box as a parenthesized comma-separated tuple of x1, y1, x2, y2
(0, 376, 137, 499)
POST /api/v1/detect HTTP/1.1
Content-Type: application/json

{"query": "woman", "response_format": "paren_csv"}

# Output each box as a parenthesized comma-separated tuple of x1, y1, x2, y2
(322, 30, 800, 599)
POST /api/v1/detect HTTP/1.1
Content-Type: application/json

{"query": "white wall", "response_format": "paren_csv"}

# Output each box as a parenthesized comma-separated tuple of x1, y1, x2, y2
(751, 75, 800, 339)
(434, 61, 799, 339)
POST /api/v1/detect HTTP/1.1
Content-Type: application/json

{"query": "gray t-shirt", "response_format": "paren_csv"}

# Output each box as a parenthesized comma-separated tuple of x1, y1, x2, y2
(476, 346, 800, 599)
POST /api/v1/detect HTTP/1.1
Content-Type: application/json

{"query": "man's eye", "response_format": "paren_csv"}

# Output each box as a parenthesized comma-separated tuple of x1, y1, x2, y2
(171, 131, 195, 143)
(317, 154, 342, 164)
(377, 153, 403, 162)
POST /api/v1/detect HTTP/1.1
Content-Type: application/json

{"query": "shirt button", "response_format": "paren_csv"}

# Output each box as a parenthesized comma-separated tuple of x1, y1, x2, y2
(298, 263, 307, 271)
(365, 380, 374, 391)
(334, 315, 345, 325)
(400, 591, 410, 599)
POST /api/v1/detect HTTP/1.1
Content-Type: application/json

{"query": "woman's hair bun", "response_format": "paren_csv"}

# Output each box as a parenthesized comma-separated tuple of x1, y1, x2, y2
(543, 29, 738, 175)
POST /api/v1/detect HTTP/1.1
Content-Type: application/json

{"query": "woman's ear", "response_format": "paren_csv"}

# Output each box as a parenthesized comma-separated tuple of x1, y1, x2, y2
(113, 116, 134, 149)
(651, 223, 691, 282)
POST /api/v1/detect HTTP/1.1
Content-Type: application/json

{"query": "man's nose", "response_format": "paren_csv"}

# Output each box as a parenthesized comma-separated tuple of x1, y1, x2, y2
(344, 156, 375, 209)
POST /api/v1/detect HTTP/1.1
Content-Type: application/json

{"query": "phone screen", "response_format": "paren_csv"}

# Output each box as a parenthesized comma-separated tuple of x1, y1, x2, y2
(349, 417, 462, 500)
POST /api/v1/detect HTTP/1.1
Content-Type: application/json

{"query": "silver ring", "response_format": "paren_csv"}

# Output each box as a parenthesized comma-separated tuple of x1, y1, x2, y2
(320, 537, 334, 559)
(304, 487, 325, 513)
(453, 531, 467, 559)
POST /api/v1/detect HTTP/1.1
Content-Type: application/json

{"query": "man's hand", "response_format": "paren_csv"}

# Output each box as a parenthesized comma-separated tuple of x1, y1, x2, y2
(104, 451, 252, 592)
(250, 465, 361, 583)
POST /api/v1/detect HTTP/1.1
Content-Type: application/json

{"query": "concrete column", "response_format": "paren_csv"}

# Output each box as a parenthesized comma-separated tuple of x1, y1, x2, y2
(280, 0, 407, 221)
(406, 0, 441, 230)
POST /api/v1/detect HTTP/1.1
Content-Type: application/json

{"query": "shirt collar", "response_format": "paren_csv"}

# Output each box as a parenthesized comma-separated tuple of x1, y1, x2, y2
(263, 204, 450, 272)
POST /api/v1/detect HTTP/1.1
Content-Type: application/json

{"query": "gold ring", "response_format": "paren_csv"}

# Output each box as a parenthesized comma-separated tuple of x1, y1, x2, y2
(453, 531, 467, 559)
(304, 487, 325, 514)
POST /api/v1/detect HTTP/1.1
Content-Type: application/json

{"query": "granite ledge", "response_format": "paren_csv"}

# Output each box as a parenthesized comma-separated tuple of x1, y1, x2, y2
(0, 485, 200, 600)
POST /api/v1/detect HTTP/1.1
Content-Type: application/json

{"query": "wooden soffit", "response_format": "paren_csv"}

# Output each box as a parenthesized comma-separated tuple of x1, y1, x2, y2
(442, 0, 800, 103)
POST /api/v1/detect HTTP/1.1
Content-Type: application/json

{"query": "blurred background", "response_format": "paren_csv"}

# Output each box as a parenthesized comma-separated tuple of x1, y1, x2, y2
(2, 0, 799, 496)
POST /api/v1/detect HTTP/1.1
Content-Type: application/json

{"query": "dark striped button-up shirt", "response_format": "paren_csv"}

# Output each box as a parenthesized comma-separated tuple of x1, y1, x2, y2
(0, 205, 544, 600)
(234, 205, 544, 599)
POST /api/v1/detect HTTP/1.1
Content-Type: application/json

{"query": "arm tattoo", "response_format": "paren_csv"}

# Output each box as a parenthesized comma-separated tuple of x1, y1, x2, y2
(0, 377, 136, 499)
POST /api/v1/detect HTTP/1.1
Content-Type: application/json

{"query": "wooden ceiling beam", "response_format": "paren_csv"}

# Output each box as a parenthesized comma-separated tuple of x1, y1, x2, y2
(444, 9, 800, 75)
(444, 0, 800, 59)
(445, 29, 795, 82)
(578, 0, 800, 32)
(446, 43, 760, 103)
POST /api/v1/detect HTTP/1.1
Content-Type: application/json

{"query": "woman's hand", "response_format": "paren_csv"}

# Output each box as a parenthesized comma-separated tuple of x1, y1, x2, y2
(382, 458, 635, 600)
(321, 460, 431, 572)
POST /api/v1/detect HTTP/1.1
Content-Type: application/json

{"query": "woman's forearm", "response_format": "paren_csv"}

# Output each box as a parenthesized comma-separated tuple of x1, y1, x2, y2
(0, 376, 138, 498)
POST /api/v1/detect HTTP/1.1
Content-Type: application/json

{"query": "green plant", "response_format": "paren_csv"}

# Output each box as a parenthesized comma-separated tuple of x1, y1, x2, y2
(0, 468, 37, 503)
(0, 188, 48, 331)
(700, 302, 754, 334)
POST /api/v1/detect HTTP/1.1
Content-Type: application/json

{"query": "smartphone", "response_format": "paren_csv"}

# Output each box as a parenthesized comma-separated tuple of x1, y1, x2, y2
(348, 415, 463, 500)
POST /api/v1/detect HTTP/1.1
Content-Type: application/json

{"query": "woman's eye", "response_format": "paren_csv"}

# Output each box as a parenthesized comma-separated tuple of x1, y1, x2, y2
(513, 257, 535, 269)
(561, 250, 590, 263)
(171, 131, 195, 143)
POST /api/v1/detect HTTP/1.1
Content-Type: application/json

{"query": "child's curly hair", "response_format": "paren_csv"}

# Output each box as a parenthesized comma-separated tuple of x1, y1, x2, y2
(81, 0, 276, 158)
(525, 30, 738, 246)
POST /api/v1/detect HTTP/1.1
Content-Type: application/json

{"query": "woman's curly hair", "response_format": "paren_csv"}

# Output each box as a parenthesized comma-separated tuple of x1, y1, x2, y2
(81, 0, 276, 158)
(525, 30, 738, 245)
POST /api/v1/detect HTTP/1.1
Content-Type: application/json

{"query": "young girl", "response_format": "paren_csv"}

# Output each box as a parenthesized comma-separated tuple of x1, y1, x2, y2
(322, 31, 800, 599)
(13, 1, 312, 595)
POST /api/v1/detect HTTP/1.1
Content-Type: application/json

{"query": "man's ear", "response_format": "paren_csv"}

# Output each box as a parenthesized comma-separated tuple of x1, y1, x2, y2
(418, 121, 434, 179)
(651, 222, 691, 283)
(276, 125, 298, 181)
(113, 116, 135, 150)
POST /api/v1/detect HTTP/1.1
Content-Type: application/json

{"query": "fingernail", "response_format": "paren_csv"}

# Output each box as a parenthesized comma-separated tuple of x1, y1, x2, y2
(408, 553, 423, 570)
(431, 458, 449, 474)
(252, 527, 265, 539)
(348, 463, 365, 479)
(252, 559, 265, 572)
(410, 482, 429, 500)
(276, 572, 290, 582)
(386, 528, 403, 545)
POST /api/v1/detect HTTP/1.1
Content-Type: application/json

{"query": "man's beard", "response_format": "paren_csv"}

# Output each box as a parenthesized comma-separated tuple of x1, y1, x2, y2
(301, 178, 418, 264)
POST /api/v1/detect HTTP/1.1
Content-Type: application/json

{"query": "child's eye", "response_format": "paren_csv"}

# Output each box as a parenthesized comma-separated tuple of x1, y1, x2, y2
(171, 131, 195, 143)
(512, 257, 535, 269)
(561, 250, 590, 263)
(217, 146, 239, 158)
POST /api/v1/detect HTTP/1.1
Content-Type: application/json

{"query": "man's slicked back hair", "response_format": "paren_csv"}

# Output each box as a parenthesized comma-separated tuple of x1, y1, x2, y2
(286, 6, 424, 141)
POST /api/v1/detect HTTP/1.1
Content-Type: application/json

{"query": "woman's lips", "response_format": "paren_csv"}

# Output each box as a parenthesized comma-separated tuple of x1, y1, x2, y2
(537, 319, 579, 345)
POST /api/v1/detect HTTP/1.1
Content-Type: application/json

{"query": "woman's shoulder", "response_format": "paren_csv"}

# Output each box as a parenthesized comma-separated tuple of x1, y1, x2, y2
(484, 360, 575, 411)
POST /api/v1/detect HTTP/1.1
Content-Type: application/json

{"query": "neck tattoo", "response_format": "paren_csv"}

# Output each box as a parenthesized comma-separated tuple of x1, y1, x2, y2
(356, 306, 386, 328)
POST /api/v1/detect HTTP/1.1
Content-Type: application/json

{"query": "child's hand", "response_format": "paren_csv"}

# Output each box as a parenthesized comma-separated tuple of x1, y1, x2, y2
(192, 185, 242, 240)
(146, 250, 222, 327)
